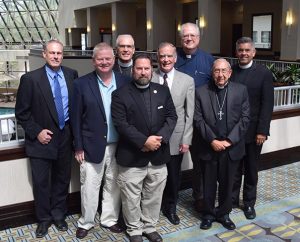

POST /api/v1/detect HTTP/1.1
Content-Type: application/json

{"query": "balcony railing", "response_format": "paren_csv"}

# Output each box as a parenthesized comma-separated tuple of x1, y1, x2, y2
(274, 85, 300, 111)
(0, 114, 24, 148)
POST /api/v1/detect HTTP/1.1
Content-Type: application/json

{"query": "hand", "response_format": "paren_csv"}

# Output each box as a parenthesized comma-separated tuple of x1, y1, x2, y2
(222, 140, 232, 148)
(179, 144, 189, 153)
(211, 139, 226, 152)
(37, 129, 53, 145)
(75, 150, 85, 164)
(144, 135, 162, 151)
(256, 134, 267, 146)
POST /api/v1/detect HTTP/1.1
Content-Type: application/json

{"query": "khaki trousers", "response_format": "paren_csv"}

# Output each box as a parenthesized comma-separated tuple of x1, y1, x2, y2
(117, 163, 167, 236)
(78, 143, 121, 230)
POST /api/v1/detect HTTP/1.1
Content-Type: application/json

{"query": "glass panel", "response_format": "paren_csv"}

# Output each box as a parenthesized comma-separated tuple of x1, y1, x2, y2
(0, 0, 59, 47)
(252, 14, 272, 50)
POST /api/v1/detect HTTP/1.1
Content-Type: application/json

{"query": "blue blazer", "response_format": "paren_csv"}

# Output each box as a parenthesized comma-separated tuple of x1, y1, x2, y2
(71, 71, 129, 164)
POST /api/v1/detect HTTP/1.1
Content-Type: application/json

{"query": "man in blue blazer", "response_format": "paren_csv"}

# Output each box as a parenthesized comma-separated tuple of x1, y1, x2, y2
(71, 42, 130, 239)
(15, 39, 78, 238)
(112, 54, 177, 242)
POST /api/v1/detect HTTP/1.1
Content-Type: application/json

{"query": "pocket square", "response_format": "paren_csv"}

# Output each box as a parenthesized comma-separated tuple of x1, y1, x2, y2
(158, 105, 164, 109)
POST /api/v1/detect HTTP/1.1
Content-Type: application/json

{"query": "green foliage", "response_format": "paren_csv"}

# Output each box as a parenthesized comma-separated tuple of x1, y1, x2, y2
(267, 63, 300, 86)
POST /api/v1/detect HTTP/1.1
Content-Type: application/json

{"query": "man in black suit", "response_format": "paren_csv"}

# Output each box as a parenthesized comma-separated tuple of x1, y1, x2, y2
(231, 37, 274, 219)
(192, 58, 250, 230)
(71, 42, 129, 239)
(111, 54, 177, 242)
(15, 39, 78, 238)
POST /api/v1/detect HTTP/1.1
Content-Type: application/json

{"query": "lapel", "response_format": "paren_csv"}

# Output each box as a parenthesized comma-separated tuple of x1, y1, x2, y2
(38, 66, 59, 125)
(87, 71, 106, 119)
(226, 82, 234, 120)
(171, 70, 181, 94)
(208, 82, 218, 121)
(152, 70, 160, 84)
(61, 67, 72, 104)
(129, 82, 151, 129)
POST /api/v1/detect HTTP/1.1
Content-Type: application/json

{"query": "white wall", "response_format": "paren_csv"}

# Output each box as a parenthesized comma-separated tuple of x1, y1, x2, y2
(2, 115, 299, 207)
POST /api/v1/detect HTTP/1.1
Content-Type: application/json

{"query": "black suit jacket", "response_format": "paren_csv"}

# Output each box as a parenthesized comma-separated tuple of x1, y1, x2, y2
(71, 71, 130, 164)
(15, 65, 78, 159)
(191, 81, 250, 161)
(231, 63, 274, 143)
(111, 81, 177, 167)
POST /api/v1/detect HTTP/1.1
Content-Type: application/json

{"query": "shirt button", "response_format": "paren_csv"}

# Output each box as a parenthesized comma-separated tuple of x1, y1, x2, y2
(104, 136, 107, 139)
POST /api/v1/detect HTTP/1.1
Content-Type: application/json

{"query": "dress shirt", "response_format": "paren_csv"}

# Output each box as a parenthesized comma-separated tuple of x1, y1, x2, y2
(97, 72, 118, 143)
(45, 65, 69, 121)
(159, 68, 175, 89)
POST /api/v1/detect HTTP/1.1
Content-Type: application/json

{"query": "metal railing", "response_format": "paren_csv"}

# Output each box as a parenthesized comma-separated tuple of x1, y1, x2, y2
(0, 114, 24, 147)
(274, 85, 300, 111)
(219, 56, 300, 72)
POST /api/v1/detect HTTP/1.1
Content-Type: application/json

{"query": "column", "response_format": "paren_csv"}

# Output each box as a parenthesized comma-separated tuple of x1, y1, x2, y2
(198, 0, 221, 54)
(280, 0, 300, 60)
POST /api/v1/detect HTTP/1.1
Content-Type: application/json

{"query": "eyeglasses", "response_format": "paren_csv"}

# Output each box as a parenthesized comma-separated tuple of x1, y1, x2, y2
(213, 68, 229, 74)
(182, 34, 199, 40)
(118, 45, 134, 49)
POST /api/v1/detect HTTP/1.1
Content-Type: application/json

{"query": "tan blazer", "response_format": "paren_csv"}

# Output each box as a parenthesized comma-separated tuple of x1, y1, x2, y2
(152, 69, 195, 155)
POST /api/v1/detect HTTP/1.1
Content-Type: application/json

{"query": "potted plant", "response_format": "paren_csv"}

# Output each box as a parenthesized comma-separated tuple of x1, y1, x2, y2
(281, 64, 300, 85)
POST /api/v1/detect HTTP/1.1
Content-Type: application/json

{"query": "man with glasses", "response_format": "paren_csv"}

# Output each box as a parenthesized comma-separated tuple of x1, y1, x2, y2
(113, 34, 135, 77)
(175, 22, 214, 213)
(193, 58, 250, 230)
(231, 37, 274, 220)
(71, 42, 130, 239)
(152, 42, 195, 225)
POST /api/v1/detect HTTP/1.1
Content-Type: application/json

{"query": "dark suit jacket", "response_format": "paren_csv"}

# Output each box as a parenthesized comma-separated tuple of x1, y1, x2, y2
(111, 81, 178, 167)
(71, 71, 129, 164)
(15, 65, 78, 159)
(231, 63, 274, 143)
(191, 81, 250, 161)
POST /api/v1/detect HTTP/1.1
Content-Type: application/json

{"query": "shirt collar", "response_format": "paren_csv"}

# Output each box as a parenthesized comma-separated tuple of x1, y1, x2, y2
(118, 59, 133, 68)
(45, 65, 62, 79)
(159, 68, 175, 80)
(239, 60, 253, 69)
(97, 72, 116, 88)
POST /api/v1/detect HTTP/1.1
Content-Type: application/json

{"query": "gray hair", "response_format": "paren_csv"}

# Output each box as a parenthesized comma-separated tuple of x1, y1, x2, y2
(235, 37, 255, 50)
(157, 42, 177, 58)
(43, 39, 63, 51)
(179, 22, 200, 37)
(92, 42, 114, 58)
(212, 58, 231, 71)
(116, 34, 135, 47)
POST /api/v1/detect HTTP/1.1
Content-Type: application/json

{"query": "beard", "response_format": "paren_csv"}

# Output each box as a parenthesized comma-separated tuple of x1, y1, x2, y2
(134, 76, 151, 86)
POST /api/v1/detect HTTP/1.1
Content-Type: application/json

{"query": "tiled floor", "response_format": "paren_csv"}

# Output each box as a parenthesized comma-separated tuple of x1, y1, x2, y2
(0, 162, 299, 242)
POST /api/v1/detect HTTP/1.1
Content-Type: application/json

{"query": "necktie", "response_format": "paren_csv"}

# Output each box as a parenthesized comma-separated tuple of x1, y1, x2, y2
(53, 73, 65, 129)
(163, 73, 168, 87)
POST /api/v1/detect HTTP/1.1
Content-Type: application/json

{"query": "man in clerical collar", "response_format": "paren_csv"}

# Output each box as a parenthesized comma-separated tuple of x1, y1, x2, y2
(174, 22, 214, 214)
(231, 37, 274, 220)
(111, 54, 177, 242)
(192, 58, 250, 231)
(113, 34, 135, 77)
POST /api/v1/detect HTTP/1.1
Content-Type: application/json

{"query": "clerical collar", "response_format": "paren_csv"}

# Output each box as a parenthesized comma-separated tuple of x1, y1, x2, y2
(118, 59, 133, 68)
(134, 82, 150, 89)
(186, 54, 192, 59)
(215, 82, 228, 89)
(239, 60, 253, 69)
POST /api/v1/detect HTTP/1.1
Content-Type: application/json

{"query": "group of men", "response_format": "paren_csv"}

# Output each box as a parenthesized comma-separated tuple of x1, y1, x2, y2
(15, 22, 274, 242)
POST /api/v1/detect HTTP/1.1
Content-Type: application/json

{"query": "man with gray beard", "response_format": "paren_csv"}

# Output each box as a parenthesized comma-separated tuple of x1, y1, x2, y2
(111, 54, 177, 242)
